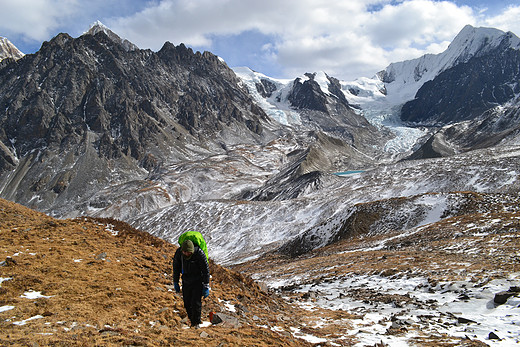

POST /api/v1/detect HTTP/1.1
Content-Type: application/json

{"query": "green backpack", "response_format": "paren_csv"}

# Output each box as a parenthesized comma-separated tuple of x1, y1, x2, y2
(178, 231, 208, 261)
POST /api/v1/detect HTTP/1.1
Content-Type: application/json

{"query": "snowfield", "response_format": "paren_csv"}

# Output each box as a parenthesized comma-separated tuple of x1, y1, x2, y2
(285, 274, 520, 346)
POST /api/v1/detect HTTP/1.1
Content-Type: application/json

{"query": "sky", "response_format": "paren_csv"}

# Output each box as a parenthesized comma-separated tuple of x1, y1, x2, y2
(1, 0, 520, 80)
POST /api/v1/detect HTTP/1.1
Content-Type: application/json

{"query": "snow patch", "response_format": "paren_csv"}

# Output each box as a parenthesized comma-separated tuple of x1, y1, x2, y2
(21, 290, 53, 299)
(0, 305, 15, 313)
(12, 315, 44, 326)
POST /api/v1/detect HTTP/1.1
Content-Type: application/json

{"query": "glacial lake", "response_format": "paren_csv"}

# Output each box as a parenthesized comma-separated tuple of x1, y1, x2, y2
(334, 170, 365, 176)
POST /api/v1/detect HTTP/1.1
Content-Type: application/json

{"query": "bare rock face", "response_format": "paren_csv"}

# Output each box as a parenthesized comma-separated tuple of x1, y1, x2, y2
(287, 72, 379, 141)
(0, 28, 274, 213)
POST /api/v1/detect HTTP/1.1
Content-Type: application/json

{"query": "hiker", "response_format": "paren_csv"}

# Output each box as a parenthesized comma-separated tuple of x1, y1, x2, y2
(173, 239, 210, 327)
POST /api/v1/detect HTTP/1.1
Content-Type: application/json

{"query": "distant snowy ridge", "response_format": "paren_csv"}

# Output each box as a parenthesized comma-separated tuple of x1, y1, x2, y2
(234, 25, 520, 158)
(0, 37, 24, 61)
(375, 25, 520, 105)
(236, 25, 520, 117)
(233, 67, 302, 126)
(84, 20, 139, 51)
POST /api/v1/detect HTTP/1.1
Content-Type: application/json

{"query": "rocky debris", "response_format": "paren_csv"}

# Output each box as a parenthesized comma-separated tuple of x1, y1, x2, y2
(494, 287, 520, 305)
(457, 316, 477, 324)
(0, 257, 17, 267)
(210, 312, 241, 328)
(234, 198, 520, 346)
(489, 331, 501, 340)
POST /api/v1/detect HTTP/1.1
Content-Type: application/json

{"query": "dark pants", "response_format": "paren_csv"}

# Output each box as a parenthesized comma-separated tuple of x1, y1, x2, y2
(182, 281, 203, 326)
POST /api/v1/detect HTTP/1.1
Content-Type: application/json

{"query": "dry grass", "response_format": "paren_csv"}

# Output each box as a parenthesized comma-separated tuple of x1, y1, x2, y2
(0, 198, 315, 346)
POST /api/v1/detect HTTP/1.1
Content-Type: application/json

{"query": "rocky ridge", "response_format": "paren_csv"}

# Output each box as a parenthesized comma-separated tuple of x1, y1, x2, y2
(0, 23, 278, 215)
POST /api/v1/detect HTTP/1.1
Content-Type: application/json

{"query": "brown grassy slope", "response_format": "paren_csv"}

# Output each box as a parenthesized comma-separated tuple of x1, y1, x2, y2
(0, 198, 313, 346)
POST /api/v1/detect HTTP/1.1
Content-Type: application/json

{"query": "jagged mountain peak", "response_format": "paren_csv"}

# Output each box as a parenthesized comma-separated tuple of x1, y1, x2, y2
(83, 20, 138, 51)
(0, 36, 24, 61)
(0, 26, 274, 214)
(86, 20, 111, 34)
(374, 25, 520, 106)
(447, 24, 520, 62)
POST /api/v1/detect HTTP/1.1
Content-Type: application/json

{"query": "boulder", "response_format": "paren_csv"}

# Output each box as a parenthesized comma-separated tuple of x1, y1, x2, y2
(210, 312, 241, 328)
(488, 332, 500, 340)
(494, 291, 516, 305)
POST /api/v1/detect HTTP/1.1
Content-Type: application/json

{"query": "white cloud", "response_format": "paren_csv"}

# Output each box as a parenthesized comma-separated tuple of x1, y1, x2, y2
(365, 1, 475, 47)
(0, 0, 78, 41)
(108, 0, 485, 79)
(483, 5, 520, 37)
(0, 0, 150, 48)
(2, 0, 520, 80)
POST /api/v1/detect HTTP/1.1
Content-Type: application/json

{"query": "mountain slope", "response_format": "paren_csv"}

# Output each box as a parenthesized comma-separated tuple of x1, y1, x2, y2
(237, 26, 520, 162)
(379, 25, 520, 106)
(130, 145, 520, 265)
(338, 25, 520, 160)
(0, 198, 317, 346)
(400, 37, 520, 125)
(397, 28, 520, 158)
(233, 194, 520, 346)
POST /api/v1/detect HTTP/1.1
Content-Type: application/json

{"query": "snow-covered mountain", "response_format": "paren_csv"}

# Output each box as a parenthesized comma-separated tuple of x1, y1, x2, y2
(377, 25, 520, 106)
(0, 37, 24, 62)
(235, 25, 520, 159)
(234, 67, 300, 126)
(234, 68, 392, 165)
(237, 26, 520, 121)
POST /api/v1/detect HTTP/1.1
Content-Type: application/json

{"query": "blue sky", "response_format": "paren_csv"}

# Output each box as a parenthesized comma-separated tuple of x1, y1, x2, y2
(1, 0, 520, 80)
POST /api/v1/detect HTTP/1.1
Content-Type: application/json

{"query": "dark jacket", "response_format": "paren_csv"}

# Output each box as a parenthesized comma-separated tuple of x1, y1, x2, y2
(173, 246, 210, 287)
